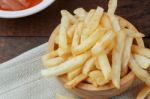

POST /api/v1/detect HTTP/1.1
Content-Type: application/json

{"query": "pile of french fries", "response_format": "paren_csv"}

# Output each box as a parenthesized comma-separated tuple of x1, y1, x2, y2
(41, 0, 150, 98)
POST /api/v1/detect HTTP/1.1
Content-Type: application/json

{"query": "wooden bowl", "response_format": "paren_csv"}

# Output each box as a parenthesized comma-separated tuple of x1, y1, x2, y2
(48, 16, 136, 99)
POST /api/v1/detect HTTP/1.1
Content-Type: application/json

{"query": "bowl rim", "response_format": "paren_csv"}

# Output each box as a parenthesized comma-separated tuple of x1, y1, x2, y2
(48, 16, 137, 91)
(0, 0, 55, 18)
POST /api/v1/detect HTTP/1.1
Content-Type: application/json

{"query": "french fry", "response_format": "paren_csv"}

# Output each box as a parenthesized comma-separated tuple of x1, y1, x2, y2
(89, 70, 109, 86)
(121, 36, 133, 77)
(72, 28, 105, 55)
(49, 25, 60, 51)
(136, 85, 150, 99)
(107, 0, 120, 32)
(54, 35, 59, 44)
(82, 57, 96, 75)
(129, 55, 150, 85)
(105, 40, 114, 54)
(132, 45, 150, 59)
(42, 50, 58, 59)
(81, 7, 104, 42)
(74, 8, 87, 21)
(67, 24, 76, 41)
(123, 28, 145, 38)
(41, 52, 90, 77)
(100, 13, 112, 29)
(59, 11, 70, 50)
(61, 10, 77, 24)
(72, 22, 83, 48)
(108, 0, 118, 14)
(95, 61, 101, 70)
(42, 57, 66, 67)
(112, 30, 126, 89)
(86, 77, 98, 87)
(67, 67, 82, 80)
(108, 13, 120, 32)
(65, 74, 87, 89)
(84, 9, 95, 26)
(136, 38, 145, 48)
(58, 48, 71, 57)
(91, 30, 116, 55)
(98, 52, 112, 80)
(134, 54, 150, 69)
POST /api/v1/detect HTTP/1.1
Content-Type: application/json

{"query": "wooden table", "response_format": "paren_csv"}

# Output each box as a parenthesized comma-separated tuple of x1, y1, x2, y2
(0, 0, 150, 63)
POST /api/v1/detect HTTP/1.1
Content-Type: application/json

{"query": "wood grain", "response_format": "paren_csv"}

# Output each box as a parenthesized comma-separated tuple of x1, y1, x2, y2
(0, 37, 47, 63)
(0, 0, 149, 36)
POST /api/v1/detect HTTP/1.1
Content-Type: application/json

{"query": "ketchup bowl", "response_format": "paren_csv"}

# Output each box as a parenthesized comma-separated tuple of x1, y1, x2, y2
(0, 0, 54, 18)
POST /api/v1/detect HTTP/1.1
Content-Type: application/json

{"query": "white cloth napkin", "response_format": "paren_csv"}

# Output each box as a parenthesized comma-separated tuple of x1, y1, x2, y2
(0, 43, 143, 99)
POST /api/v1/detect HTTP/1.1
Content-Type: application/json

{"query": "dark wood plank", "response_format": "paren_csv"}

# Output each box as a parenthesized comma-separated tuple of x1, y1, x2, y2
(0, 0, 149, 36)
(0, 37, 47, 63)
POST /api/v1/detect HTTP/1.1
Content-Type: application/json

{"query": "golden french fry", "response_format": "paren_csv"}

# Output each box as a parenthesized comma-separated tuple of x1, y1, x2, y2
(59, 11, 70, 50)
(67, 67, 82, 80)
(82, 57, 96, 75)
(136, 85, 150, 99)
(136, 38, 145, 48)
(98, 52, 112, 80)
(112, 30, 126, 89)
(74, 8, 87, 21)
(100, 13, 112, 29)
(121, 36, 133, 77)
(81, 7, 104, 42)
(56, 93, 75, 99)
(105, 40, 114, 54)
(72, 22, 83, 48)
(134, 54, 150, 69)
(132, 45, 150, 59)
(42, 50, 58, 59)
(67, 24, 76, 41)
(48, 25, 60, 51)
(72, 28, 105, 55)
(58, 48, 71, 57)
(42, 57, 66, 67)
(91, 30, 116, 55)
(65, 74, 87, 89)
(107, 0, 120, 32)
(89, 70, 109, 86)
(61, 10, 77, 24)
(129, 55, 150, 85)
(123, 28, 145, 38)
(108, 0, 118, 14)
(108, 13, 120, 32)
(95, 61, 101, 70)
(86, 77, 98, 87)
(54, 35, 59, 44)
(84, 9, 95, 27)
(41, 52, 91, 77)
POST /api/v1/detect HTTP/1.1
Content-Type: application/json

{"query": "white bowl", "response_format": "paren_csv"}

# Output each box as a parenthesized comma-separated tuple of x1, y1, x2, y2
(0, 0, 55, 18)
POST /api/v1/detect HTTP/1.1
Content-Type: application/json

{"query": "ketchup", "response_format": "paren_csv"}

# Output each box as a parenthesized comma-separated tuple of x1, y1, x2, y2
(0, 0, 42, 11)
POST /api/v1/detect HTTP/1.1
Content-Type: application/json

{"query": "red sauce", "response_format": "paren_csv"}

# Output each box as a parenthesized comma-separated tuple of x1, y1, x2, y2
(0, 0, 42, 11)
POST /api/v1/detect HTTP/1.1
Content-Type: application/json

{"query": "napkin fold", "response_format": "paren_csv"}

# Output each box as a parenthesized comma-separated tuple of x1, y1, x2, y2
(0, 43, 143, 99)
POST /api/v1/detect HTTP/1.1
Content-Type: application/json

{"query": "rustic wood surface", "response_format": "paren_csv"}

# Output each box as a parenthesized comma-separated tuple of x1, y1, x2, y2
(0, 0, 149, 63)
(0, 0, 149, 36)
(0, 37, 47, 63)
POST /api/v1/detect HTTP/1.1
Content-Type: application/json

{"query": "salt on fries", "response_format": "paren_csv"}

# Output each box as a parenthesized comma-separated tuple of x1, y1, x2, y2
(41, 0, 150, 98)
